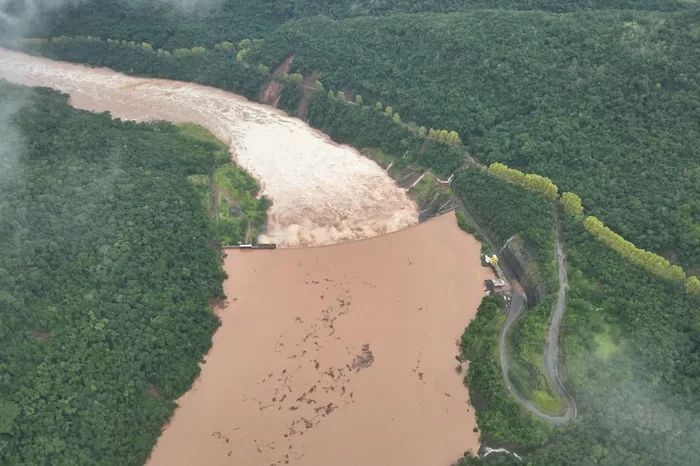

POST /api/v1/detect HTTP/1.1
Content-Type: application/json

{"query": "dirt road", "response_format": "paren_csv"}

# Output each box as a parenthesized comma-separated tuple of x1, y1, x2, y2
(498, 209, 577, 425)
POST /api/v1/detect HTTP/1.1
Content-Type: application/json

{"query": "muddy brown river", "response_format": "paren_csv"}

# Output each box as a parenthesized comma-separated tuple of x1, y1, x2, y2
(147, 214, 492, 466)
(1, 48, 491, 465)
(0, 48, 417, 246)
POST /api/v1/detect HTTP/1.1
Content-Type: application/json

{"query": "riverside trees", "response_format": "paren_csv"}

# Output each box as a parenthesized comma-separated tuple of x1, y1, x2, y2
(21, 35, 270, 100)
(252, 9, 700, 270)
(12, 0, 700, 463)
(0, 84, 234, 465)
(454, 166, 700, 465)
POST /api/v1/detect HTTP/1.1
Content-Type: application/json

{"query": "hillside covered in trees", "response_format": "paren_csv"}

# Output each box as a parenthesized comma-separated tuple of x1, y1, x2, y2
(454, 166, 699, 464)
(3, 0, 698, 464)
(37, 0, 700, 272)
(0, 83, 259, 464)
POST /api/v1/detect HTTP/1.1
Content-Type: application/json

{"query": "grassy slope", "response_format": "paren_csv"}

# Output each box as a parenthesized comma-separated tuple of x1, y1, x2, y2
(178, 123, 270, 244)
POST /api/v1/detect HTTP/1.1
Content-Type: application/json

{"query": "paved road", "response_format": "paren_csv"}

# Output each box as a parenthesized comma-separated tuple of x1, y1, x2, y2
(498, 209, 577, 425)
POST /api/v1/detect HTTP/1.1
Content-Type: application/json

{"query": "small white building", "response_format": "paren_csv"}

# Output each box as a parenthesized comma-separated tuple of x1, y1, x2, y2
(485, 278, 506, 292)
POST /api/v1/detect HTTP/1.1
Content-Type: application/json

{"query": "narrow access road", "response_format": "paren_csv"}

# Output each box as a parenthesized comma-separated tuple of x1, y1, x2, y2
(544, 210, 578, 421)
(498, 209, 577, 425)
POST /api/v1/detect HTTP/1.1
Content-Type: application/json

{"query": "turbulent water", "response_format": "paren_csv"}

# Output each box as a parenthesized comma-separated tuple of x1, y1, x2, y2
(0, 48, 418, 246)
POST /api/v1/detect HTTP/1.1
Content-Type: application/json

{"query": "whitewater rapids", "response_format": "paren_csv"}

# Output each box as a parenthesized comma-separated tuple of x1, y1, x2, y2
(0, 48, 418, 246)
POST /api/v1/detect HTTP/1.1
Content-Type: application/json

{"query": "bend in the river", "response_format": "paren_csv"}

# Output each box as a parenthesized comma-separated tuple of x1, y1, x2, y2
(0, 47, 418, 247)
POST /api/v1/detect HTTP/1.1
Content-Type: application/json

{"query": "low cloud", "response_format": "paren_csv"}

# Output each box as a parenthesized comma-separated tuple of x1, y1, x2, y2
(0, 84, 28, 191)
(157, 0, 223, 9)
(0, 0, 85, 39)
(0, 0, 222, 39)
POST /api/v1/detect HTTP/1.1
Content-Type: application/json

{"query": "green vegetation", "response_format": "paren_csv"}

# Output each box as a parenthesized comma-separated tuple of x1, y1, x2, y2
(459, 296, 551, 448)
(211, 164, 270, 244)
(537, 215, 700, 465)
(4, 0, 697, 463)
(592, 325, 619, 360)
(456, 166, 700, 463)
(560, 192, 584, 219)
(487, 163, 558, 201)
(178, 123, 270, 245)
(34, 1, 700, 267)
(304, 90, 464, 177)
(257, 9, 700, 271)
(508, 296, 563, 415)
(20, 35, 269, 100)
(583, 215, 687, 283)
(18, 35, 465, 178)
(0, 83, 260, 464)
(408, 175, 453, 216)
(41, 0, 697, 52)
(360, 147, 396, 171)
(455, 210, 476, 236)
(454, 166, 562, 415)
(453, 166, 556, 287)
(475, 161, 698, 296)
(27, 1, 700, 269)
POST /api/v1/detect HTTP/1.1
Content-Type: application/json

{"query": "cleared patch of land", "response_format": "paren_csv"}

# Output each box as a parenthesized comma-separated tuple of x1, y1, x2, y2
(147, 213, 493, 466)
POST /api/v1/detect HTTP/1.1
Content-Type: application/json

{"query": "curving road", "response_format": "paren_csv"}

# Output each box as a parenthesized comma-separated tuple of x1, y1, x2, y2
(498, 208, 577, 425)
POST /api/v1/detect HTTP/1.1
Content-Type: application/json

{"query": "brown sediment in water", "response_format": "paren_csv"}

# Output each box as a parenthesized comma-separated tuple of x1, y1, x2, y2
(0, 48, 417, 246)
(147, 213, 493, 466)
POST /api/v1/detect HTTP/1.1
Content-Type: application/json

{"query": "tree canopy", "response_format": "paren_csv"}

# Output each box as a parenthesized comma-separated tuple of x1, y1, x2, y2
(0, 84, 239, 464)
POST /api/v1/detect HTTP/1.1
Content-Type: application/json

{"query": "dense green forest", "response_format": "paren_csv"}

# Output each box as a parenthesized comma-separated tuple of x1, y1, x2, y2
(257, 10, 700, 271)
(30, 0, 700, 271)
(0, 83, 258, 464)
(2, 0, 698, 463)
(43, 0, 698, 50)
(454, 167, 699, 464)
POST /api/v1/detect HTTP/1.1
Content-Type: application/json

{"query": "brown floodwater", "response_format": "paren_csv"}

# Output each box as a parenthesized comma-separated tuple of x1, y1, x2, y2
(0, 48, 417, 246)
(0, 48, 491, 465)
(147, 213, 493, 466)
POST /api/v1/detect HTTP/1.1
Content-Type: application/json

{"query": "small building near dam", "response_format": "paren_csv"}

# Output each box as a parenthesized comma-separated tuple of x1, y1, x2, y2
(485, 278, 506, 292)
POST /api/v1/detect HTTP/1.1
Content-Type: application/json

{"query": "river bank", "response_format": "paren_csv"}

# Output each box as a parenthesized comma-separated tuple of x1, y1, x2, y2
(0, 47, 417, 247)
(0, 49, 496, 465)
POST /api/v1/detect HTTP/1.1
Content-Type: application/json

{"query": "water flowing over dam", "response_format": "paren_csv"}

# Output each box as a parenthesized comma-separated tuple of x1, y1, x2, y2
(0, 49, 496, 466)
(0, 48, 418, 246)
